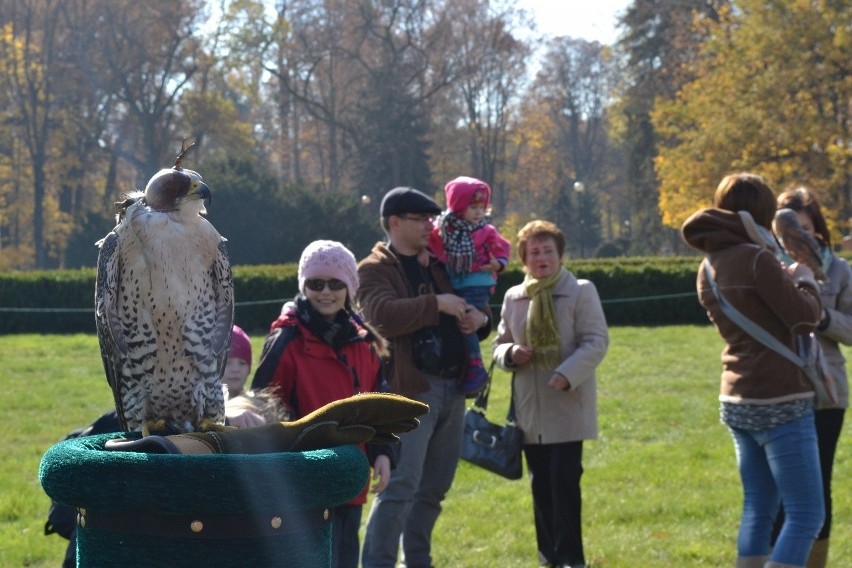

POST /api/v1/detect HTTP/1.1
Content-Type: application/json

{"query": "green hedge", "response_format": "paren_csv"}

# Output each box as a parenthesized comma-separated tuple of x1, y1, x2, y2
(0, 257, 712, 334)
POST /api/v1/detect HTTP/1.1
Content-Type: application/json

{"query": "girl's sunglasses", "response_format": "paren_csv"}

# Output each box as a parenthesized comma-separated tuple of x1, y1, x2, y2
(304, 278, 347, 292)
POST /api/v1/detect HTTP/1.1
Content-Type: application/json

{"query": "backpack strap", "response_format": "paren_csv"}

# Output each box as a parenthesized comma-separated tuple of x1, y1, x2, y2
(251, 325, 299, 390)
(703, 262, 806, 368)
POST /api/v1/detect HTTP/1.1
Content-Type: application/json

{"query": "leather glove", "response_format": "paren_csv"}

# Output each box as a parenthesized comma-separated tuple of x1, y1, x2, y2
(104, 393, 428, 455)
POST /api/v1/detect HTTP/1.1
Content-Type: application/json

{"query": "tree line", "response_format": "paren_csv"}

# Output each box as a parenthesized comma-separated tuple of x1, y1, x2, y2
(0, 0, 848, 270)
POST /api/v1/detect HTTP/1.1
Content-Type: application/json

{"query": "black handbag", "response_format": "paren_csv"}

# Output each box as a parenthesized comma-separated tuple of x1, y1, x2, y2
(460, 363, 523, 480)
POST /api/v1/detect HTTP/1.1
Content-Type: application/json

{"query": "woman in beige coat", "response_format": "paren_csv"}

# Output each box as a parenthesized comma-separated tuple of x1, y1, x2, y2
(493, 220, 609, 568)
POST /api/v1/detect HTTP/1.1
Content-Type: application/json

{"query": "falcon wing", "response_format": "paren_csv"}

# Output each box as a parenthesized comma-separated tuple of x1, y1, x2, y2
(95, 231, 130, 431)
(209, 239, 234, 375)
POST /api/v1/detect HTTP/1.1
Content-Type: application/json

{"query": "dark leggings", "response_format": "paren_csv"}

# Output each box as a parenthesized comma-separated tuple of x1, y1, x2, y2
(772, 407, 846, 541)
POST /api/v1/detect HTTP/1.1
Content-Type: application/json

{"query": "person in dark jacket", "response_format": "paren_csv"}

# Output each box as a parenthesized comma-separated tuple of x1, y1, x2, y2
(251, 239, 393, 568)
(681, 173, 824, 568)
(45, 410, 121, 568)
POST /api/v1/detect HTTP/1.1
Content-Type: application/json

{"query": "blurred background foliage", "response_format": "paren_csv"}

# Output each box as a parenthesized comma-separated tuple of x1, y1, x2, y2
(0, 0, 847, 271)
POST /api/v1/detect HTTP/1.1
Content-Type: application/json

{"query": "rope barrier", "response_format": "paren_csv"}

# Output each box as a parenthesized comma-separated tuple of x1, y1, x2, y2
(0, 292, 697, 314)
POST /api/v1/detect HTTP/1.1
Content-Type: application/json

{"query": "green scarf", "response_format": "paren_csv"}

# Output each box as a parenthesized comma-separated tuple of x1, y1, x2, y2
(523, 267, 565, 369)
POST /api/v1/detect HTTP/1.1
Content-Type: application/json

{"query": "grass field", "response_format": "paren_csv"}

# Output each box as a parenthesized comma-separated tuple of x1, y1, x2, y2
(1, 327, 849, 566)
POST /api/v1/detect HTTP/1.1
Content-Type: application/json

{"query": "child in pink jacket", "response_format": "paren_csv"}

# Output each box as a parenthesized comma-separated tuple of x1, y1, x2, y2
(429, 176, 511, 394)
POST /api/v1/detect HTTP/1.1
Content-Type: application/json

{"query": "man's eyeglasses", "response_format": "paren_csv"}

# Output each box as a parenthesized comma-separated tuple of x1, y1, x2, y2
(398, 214, 435, 224)
(304, 278, 348, 292)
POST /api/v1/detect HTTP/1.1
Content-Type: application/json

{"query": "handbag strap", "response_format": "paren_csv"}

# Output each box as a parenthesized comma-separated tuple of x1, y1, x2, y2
(703, 262, 807, 369)
(473, 360, 517, 422)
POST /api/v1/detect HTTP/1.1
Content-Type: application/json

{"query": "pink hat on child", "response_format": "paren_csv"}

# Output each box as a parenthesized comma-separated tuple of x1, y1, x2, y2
(298, 240, 360, 301)
(228, 325, 252, 368)
(444, 176, 491, 215)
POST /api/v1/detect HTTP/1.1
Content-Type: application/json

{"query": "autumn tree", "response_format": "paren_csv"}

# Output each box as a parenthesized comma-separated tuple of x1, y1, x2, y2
(212, 0, 303, 181)
(517, 37, 616, 256)
(653, 0, 851, 236)
(92, 0, 207, 183)
(437, 0, 531, 215)
(0, 1, 76, 269)
(613, 0, 728, 253)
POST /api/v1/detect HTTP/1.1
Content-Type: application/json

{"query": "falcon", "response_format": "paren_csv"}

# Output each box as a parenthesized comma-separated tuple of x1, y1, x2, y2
(95, 142, 234, 435)
(773, 208, 827, 281)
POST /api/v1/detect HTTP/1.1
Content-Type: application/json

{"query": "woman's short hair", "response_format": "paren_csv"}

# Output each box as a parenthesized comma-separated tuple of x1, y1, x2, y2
(777, 186, 831, 247)
(714, 173, 776, 229)
(517, 220, 565, 263)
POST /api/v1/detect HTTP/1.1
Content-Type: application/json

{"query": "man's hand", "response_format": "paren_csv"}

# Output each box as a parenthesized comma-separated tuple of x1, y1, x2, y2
(459, 307, 488, 335)
(437, 293, 468, 320)
(416, 249, 430, 267)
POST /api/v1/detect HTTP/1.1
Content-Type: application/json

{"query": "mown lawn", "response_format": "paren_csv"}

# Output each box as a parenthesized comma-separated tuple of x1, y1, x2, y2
(1, 327, 849, 566)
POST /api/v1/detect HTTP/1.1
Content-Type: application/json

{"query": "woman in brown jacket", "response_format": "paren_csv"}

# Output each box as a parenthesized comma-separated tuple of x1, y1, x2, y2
(493, 220, 609, 568)
(681, 173, 824, 568)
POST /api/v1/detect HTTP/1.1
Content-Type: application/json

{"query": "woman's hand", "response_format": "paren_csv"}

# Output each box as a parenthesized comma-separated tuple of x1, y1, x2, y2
(786, 262, 819, 290)
(548, 372, 570, 391)
(786, 261, 814, 280)
(509, 344, 533, 367)
(371, 454, 392, 494)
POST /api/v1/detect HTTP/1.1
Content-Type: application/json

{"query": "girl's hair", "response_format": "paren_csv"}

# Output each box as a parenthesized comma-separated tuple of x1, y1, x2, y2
(776, 186, 831, 247)
(713, 173, 776, 229)
(350, 309, 391, 359)
(517, 220, 565, 263)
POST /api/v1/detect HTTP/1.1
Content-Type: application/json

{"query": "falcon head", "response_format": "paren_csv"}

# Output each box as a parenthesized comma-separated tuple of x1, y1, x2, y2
(143, 140, 210, 213)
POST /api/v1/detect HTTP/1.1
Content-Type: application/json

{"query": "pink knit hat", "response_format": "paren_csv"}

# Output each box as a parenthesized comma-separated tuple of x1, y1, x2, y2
(444, 176, 491, 215)
(228, 325, 252, 367)
(298, 240, 359, 301)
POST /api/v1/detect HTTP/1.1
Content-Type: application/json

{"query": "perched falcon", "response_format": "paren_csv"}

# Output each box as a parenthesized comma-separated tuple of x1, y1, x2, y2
(95, 143, 233, 435)
(773, 208, 827, 281)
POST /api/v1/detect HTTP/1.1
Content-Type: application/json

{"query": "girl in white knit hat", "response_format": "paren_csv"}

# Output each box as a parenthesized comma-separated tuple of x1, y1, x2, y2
(251, 239, 392, 568)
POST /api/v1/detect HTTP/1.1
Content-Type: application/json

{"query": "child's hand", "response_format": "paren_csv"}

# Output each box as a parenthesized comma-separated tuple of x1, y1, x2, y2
(371, 454, 391, 493)
(225, 407, 267, 428)
(479, 253, 501, 273)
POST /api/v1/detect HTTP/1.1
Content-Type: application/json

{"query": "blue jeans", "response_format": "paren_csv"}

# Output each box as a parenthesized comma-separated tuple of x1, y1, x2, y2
(361, 375, 465, 567)
(728, 410, 824, 564)
(456, 286, 491, 362)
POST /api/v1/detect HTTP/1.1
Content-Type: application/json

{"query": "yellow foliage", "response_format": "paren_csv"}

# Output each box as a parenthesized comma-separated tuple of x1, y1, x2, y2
(653, 0, 851, 231)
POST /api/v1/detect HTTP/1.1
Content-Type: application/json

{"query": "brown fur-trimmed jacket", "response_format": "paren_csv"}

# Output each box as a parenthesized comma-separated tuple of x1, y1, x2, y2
(681, 208, 822, 404)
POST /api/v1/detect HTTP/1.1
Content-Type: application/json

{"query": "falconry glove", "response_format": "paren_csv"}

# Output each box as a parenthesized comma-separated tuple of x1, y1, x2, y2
(105, 393, 428, 455)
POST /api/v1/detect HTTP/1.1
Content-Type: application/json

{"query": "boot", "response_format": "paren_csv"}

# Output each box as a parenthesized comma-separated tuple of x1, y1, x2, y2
(764, 562, 801, 568)
(105, 393, 429, 454)
(806, 539, 828, 568)
(736, 557, 768, 568)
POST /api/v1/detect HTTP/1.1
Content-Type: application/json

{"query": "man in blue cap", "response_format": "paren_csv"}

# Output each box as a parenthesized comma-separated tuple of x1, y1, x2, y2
(357, 186, 492, 568)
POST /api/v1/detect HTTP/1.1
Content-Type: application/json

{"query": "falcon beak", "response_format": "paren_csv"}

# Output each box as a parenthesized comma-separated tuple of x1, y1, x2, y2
(191, 182, 212, 206)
